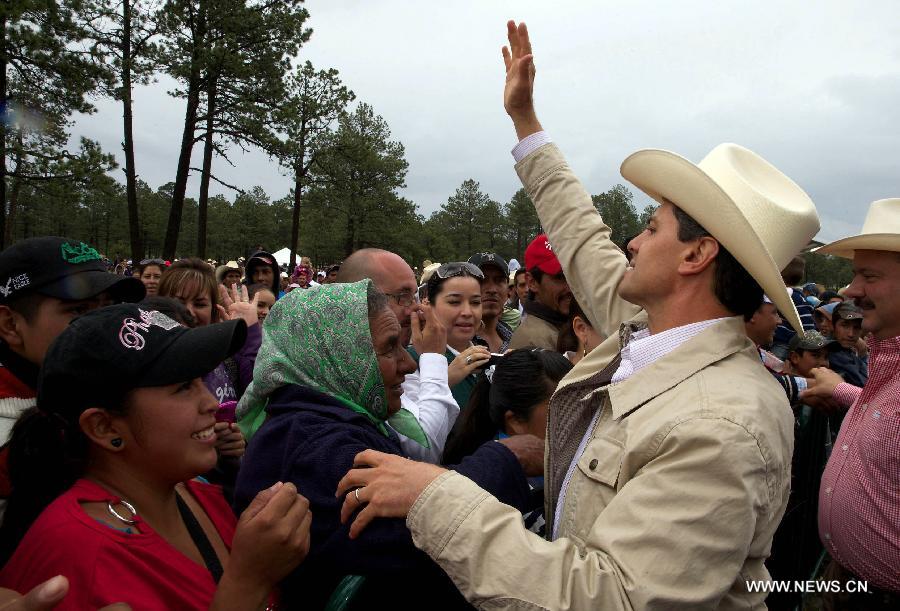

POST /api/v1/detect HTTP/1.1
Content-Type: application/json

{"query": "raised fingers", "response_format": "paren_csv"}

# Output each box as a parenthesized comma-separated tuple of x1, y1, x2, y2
(519, 22, 532, 56)
(506, 20, 519, 57)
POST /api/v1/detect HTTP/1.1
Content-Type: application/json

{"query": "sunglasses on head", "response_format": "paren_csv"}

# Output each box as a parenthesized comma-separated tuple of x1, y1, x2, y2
(434, 262, 484, 280)
(140, 258, 165, 266)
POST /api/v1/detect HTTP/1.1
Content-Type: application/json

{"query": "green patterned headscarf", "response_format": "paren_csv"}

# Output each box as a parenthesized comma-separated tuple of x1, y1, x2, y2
(236, 279, 428, 447)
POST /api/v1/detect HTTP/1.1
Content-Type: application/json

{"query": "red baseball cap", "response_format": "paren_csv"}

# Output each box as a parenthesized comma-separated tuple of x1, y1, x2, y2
(524, 234, 562, 275)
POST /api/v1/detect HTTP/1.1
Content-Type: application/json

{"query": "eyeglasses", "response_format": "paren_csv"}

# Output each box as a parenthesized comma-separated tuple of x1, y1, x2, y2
(384, 291, 418, 307)
(434, 262, 484, 281)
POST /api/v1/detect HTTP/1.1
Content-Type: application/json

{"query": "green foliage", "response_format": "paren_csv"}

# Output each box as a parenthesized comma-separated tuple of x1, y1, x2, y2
(592, 184, 645, 248)
(2, 0, 115, 247)
(307, 103, 413, 259)
(803, 251, 854, 290)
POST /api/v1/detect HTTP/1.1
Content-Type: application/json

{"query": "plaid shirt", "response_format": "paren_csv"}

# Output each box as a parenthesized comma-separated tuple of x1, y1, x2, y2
(818, 335, 900, 591)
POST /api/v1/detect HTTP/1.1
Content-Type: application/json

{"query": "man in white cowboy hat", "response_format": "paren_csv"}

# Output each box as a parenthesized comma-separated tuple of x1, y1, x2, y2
(332, 21, 821, 610)
(800, 198, 900, 605)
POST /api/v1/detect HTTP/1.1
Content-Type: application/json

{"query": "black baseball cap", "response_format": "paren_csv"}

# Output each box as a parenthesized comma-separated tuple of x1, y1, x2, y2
(0, 236, 144, 304)
(467, 252, 509, 277)
(38, 304, 247, 418)
(833, 302, 864, 322)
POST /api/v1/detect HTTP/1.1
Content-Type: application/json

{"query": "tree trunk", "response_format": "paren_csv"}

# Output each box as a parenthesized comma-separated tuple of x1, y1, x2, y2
(344, 207, 355, 256)
(289, 166, 302, 269)
(162, 2, 207, 260)
(121, 0, 144, 263)
(1, 12, 8, 249)
(4, 129, 24, 245)
(162, 70, 201, 259)
(196, 73, 218, 258)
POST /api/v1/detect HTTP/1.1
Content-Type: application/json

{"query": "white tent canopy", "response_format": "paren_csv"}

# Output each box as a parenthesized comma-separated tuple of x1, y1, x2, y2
(272, 247, 301, 267)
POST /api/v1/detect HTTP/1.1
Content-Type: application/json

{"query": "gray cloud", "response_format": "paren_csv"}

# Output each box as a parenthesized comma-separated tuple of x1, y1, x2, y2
(71, 0, 900, 245)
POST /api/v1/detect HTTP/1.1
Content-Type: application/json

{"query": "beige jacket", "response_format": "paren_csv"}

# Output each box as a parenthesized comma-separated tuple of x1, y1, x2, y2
(406, 144, 794, 610)
(508, 312, 560, 351)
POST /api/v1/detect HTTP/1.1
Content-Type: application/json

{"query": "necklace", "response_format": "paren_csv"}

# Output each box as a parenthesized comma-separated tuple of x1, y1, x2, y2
(104, 487, 224, 584)
(107, 499, 138, 524)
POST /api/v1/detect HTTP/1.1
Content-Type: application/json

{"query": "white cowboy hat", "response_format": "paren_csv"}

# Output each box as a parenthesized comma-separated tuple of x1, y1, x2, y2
(817, 198, 900, 259)
(621, 143, 820, 333)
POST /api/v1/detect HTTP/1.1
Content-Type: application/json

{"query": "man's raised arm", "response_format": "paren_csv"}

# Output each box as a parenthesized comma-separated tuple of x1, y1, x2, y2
(503, 20, 640, 338)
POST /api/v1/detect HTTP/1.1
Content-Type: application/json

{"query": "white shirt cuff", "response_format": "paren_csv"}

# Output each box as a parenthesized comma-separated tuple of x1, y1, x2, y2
(417, 352, 449, 383)
(511, 131, 552, 163)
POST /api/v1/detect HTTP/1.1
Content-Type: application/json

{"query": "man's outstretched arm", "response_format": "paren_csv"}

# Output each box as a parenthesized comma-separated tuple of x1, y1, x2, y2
(503, 21, 640, 338)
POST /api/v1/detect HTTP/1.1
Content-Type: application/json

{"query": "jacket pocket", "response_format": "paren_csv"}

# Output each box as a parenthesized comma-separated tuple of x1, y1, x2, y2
(576, 435, 625, 487)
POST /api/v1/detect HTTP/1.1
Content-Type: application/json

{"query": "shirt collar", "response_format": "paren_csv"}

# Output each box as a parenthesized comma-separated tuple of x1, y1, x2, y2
(611, 317, 731, 384)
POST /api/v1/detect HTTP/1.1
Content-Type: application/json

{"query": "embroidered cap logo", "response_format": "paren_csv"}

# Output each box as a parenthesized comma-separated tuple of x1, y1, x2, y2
(118, 309, 180, 351)
(60, 242, 102, 264)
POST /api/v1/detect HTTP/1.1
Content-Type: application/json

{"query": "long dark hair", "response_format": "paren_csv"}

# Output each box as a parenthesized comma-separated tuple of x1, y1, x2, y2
(443, 349, 572, 464)
(0, 398, 129, 565)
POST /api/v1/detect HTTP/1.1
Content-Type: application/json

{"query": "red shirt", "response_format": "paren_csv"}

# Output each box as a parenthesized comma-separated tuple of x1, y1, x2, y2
(818, 336, 900, 592)
(0, 479, 237, 609)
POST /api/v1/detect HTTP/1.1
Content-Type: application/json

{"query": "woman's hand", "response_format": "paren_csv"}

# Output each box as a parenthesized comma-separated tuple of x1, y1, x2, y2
(214, 482, 312, 609)
(447, 346, 490, 386)
(218, 284, 259, 327)
(214, 422, 245, 459)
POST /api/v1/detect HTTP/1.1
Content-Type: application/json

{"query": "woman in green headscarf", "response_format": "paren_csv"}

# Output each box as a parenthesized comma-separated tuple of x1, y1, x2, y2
(232, 280, 531, 609)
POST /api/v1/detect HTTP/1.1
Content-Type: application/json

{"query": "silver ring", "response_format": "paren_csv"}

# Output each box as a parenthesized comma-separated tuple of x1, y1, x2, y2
(354, 488, 362, 504)
(465, 355, 472, 365)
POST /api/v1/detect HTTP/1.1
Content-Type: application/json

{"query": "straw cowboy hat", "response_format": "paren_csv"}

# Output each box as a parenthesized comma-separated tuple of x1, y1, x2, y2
(817, 198, 900, 259)
(621, 143, 820, 333)
(215, 260, 242, 284)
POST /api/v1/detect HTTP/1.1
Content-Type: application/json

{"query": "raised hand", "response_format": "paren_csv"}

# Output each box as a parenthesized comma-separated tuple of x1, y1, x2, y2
(502, 20, 542, 139)
(225, 283, 260, 327)
(410, 303, 447, 356)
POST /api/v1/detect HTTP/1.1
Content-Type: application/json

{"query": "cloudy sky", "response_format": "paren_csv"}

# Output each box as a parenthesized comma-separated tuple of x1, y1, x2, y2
(73, 0, 900, 243)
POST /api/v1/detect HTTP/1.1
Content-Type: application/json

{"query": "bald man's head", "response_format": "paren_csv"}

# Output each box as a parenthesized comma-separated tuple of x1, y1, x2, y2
(339, 249, 418, 345)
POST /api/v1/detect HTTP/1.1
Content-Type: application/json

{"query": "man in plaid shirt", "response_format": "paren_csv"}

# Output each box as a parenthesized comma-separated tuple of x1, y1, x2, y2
(802, 198, 900, 609)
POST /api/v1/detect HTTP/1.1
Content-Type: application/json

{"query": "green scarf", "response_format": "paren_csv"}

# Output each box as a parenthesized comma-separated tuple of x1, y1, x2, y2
(237, 279, 428, 448)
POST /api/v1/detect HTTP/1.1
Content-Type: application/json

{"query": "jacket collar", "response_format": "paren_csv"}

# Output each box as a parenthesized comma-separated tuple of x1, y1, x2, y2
(607, 316, 754, 420)
(523, 297, 568, 326)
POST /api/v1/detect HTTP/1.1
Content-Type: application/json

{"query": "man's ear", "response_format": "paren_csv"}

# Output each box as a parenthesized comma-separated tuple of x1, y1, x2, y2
(0, 305, 24, 347)
(526, 271, 539, 293)
(678, 236, 720, 277)
(79, 408, 127, 451)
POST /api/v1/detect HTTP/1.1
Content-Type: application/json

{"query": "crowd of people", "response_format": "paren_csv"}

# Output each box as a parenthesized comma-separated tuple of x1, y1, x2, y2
(0, 20, 896, 611)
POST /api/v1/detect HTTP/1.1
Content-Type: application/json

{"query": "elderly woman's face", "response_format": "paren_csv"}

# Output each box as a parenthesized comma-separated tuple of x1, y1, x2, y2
(370, 307, 417, 415)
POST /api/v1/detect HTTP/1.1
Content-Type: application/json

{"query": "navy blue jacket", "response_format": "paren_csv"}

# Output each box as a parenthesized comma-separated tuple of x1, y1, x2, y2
(828, 346, 868, 388)
(234, 385, 531, 609)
